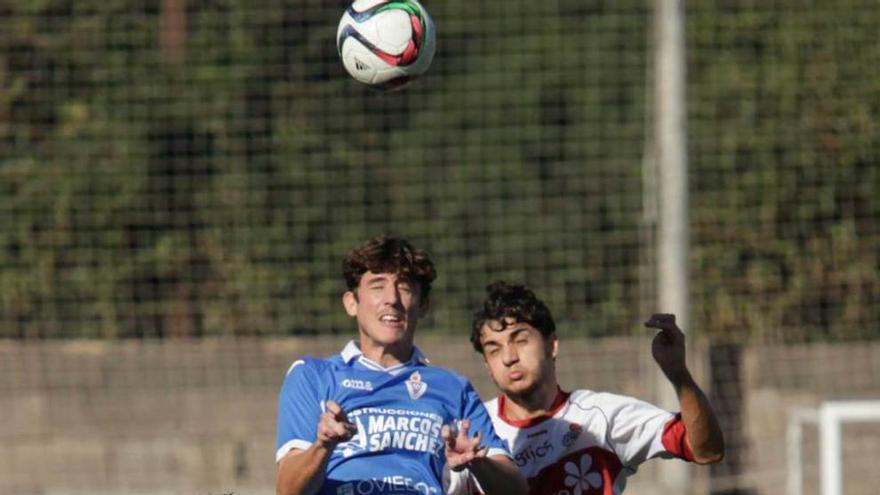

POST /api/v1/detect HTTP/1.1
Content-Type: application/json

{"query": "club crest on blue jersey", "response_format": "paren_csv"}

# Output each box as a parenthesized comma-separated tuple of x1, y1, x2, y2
(406, 371, 427, 400)
(276, 344, 511, 494)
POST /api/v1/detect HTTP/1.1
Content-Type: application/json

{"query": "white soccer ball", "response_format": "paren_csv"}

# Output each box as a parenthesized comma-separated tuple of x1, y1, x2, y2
(337, 0, 436, 90)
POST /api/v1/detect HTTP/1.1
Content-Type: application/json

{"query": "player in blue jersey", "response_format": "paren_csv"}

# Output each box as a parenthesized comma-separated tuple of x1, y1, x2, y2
(275, 236, 528, 495)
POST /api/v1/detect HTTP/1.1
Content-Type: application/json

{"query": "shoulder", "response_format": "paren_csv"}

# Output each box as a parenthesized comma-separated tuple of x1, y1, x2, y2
(568, 389, 671, 422)
(569, 389, 649, 408)
(283, 355, 344, 383)
(279, 356, 347, 398)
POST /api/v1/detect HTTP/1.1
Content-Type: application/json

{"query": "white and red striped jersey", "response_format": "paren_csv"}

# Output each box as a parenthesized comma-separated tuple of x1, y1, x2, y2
(474, 388, 694, 495)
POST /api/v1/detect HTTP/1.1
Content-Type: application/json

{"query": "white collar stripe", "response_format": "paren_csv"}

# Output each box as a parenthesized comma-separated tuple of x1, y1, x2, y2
(357, 357, 387, 371)
(339, 340, 430, 370)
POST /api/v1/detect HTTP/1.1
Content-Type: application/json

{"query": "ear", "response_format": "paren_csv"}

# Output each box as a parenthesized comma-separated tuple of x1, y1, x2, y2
(342, 291, 358, 317)
(549, 333, 559, 360)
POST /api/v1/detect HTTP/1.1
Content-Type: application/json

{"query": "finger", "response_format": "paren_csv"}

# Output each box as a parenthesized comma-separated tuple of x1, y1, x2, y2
(441, 425, 459, 450)
(331, 415, 357, 435)
(647, 313, 674, 323)
(475, 446, 489, 459)
(441, 425, 454, 443)
(336, 428, 355, 442)
(645, 316, 683, 336)
(457, 419, 471, 441)
(321, 408, 355, 431)
(319, 411, 337, 428)
(472, 430, 482, 446)
(325, 400, 341, 415)
(331, 422, 349, 438)
(644, 313, 675, 328)
(325, 400, 349, 422)
(460, 430, 482, 452)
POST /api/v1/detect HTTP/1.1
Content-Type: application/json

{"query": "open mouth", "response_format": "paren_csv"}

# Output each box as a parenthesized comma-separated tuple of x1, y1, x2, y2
(379, 314, 404, 326)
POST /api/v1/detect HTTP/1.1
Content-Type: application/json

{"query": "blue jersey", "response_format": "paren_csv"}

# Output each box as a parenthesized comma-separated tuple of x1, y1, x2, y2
(276, 341, 509, 495)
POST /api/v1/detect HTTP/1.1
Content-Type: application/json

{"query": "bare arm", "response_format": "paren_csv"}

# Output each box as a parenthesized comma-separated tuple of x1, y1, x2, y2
(442, 420, 529, 495)
(276, 401, 357, 495)
(646, 314, 725, 465)
(276, 445, 332, 495)
(669, 369, 725, 464)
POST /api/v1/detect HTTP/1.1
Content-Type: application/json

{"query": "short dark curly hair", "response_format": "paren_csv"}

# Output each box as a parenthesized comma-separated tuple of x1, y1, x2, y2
(342, 236, 436, 304)
(470, 281, 556, 353)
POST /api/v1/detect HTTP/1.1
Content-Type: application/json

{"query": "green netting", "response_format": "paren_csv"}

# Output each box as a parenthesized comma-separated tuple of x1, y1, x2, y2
(0, 0, 877, 342)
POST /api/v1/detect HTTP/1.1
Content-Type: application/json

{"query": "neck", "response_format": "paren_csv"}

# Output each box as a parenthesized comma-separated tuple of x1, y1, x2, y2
(502, 379, 562, 421)
(358, 337, 415, 369)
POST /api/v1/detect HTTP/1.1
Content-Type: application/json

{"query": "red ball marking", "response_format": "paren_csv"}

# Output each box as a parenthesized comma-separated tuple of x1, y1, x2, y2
(371, 15, 421, 67)
(410, 14, 423, 46)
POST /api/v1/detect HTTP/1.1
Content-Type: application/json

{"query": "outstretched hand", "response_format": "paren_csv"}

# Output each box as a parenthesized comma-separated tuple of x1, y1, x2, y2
(317, 400, 358, 449)
(442, 419, 489, 472)
(645, 313, 689, 383)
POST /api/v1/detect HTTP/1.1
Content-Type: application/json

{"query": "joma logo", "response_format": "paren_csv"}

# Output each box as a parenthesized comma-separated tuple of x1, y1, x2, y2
(341, 379, 374, 391)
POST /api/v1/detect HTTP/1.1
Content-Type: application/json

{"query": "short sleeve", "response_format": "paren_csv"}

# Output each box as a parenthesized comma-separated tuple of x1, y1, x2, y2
(275, 359, 324, 462)
(441, 381, 509, 495)
(659, 413, 695, 461)
(460, 380, 510, 459)
(602, 393, 692, 467)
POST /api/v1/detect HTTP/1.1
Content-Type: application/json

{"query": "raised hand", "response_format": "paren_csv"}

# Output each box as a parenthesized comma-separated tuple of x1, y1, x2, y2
(317, 400, 358, 449)
(644, 313, 689, 383)
(442, 419, 489, 472)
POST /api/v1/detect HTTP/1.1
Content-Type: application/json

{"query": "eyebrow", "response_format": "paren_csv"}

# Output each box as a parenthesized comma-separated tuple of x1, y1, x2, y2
(508, 327, 530, 339)
(480, 331, 502, 348)
(481, 325, 530, 347)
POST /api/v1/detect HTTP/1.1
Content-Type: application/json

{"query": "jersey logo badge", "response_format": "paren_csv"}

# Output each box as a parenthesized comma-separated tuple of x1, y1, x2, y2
(405, 371, 427, 400)
(562, 422, 583, 447)
(341, 378, 374, 391)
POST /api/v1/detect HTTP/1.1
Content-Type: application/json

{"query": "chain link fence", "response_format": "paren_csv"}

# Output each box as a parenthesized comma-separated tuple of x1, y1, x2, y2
(2, 1, 879, 494)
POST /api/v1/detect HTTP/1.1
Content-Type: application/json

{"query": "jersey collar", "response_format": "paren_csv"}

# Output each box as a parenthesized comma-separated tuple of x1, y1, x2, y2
(340, 340, 430, 374)
(498, 387, 571, 428)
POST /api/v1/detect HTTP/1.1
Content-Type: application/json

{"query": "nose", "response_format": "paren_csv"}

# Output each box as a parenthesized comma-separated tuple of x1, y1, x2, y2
(501, 344, 519, 366)
(382, 284, 402, 306)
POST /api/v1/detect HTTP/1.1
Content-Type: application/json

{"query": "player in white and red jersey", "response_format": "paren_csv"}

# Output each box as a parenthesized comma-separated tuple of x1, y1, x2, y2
(464, 281, 725, 494)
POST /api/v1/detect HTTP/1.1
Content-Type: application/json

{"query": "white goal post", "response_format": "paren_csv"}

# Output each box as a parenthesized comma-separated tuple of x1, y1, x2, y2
(787, 400, 880, 495)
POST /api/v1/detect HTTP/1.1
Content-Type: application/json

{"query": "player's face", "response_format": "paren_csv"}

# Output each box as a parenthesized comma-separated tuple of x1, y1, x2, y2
(479, 318, 557, 398)
(343, 271, 423, 349)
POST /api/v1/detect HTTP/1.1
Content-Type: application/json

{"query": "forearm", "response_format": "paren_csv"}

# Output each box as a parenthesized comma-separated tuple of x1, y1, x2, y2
(276, 444, 333, 495)
(671, 371, 725, 464)
(467, 455, 529, 495)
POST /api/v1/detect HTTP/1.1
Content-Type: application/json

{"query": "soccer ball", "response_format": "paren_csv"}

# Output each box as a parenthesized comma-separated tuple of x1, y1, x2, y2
(337, 0, 436, 90)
